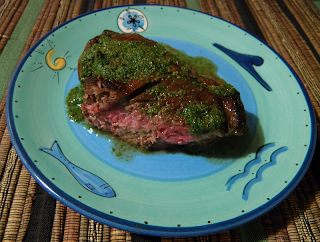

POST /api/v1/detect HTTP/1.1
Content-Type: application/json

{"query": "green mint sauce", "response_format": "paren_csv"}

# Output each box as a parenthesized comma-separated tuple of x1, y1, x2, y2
(164, 45, 225, 84)
(65, 85, 84, 122)
(79, 35, 190, 85)
(66, 38, 237, 135)
(183, 103, 225, 135)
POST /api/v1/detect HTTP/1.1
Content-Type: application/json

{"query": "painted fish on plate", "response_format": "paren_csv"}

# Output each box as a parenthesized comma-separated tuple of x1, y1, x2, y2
(40, 141, 116, 198)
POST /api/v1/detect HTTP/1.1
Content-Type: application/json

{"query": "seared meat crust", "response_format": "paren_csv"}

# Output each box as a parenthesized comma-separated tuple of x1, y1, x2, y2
(78, 30, 246, 149)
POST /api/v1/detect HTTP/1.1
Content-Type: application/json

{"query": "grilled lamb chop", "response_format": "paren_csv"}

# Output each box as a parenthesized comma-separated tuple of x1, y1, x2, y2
(78, 30, 246, 149)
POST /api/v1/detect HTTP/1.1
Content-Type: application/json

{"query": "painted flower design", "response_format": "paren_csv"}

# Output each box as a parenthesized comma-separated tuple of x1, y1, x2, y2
(118, 9, 148, 33)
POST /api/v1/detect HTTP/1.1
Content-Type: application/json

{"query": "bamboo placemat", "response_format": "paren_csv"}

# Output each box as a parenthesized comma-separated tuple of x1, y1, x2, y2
(1, 0, 320, 241)
(0, 0, 28, 54)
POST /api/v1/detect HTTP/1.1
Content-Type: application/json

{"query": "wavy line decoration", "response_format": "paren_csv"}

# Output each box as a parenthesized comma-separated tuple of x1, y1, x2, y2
(40, 141, 116, 198)
(225, 143, 275, 190)
(213, 43, 272, 91)
(242, 146, 288, 200)
(225, 143, 288, 200)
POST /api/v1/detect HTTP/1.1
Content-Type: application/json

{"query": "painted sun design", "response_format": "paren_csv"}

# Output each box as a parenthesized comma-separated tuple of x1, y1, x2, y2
(31, 38, 75, 84)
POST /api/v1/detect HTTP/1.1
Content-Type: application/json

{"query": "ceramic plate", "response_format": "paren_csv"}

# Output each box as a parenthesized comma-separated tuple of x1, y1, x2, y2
(6, 5, 316, 237)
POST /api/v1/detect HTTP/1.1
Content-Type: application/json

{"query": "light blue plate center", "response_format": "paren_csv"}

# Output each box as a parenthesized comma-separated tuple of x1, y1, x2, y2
(64, 38, 257, 182)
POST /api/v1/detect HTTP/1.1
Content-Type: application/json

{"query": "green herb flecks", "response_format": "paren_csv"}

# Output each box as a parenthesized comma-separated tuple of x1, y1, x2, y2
(162, 45, 224, 83)
(210, 83, 237, 96)
(79, 35, 190, 85)
(182, 103, 226, 135)
(65, 85, 84, 122)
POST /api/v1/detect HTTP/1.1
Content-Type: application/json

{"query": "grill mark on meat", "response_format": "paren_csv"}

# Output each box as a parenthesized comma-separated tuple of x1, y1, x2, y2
(100, 78, 122, 91)
(83, 75, 163, 112)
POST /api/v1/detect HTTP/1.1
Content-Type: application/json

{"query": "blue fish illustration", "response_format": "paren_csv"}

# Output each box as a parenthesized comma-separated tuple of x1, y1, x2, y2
(40, 141, 115, 198)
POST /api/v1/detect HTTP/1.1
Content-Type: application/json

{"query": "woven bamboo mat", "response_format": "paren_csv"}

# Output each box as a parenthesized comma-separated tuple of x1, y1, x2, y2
(1, 0, 320, 241)
(0, 0, 29, 54)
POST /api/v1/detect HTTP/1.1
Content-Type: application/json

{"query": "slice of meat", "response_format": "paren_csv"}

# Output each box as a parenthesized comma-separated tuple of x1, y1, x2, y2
(78, 30, 246, 149)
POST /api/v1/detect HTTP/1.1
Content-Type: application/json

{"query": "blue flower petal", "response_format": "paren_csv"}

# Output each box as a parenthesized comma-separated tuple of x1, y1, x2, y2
(122, 11, 145, 31)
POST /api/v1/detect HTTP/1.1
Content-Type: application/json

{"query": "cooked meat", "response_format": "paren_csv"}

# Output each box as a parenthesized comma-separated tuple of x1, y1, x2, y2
(78, 30, 246, 149)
